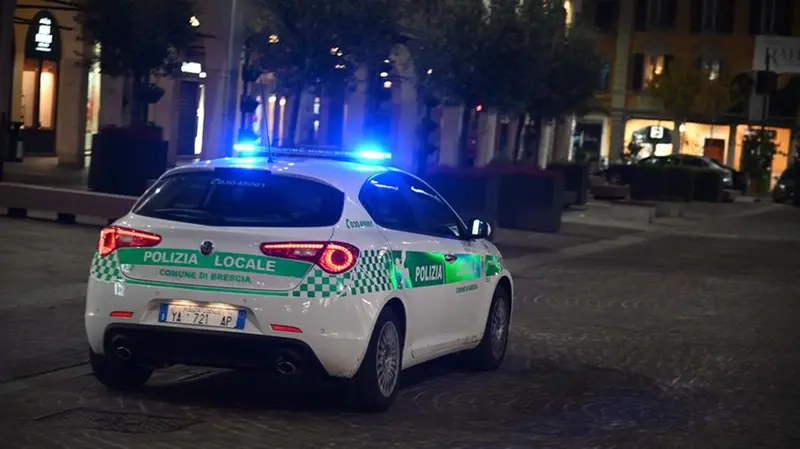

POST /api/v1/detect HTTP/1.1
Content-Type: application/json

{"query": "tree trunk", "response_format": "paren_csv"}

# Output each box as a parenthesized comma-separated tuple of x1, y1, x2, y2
(129, 75, 148, 128)
(285, 84, 304, 147)
(512, 114, 525, 162)
(458, 104, 472, 167)
(523, 115, 542, 164)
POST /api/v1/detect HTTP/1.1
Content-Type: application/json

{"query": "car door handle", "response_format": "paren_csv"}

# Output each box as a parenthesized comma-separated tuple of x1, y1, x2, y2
(444, 254, 458, 263)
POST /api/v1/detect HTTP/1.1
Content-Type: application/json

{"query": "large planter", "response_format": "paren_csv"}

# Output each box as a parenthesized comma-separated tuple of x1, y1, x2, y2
(427, 164, 564, 234)
(88, 126, 169, 196)
(693, 169, 724, 202)
(629, 165, 695, 202)
(425, 170, 502, 234)
(547, 162, 589, 206)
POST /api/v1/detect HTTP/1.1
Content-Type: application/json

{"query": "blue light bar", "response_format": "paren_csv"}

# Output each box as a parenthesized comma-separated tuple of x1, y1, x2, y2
(232, 142, 392, 164)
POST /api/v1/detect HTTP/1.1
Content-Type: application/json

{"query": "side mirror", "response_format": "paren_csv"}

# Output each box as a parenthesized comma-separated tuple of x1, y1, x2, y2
(468, 218, 491, 240)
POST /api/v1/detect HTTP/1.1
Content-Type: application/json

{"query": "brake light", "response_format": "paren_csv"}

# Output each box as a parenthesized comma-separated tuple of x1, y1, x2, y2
(260, 241, 359, 274)
(98, 226, 162, 256)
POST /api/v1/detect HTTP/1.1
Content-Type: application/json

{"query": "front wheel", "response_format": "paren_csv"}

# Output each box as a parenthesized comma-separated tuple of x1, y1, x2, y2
(463, 286, 511, 371)
(348, 307, 403, 413)
(90, 349, 152, 391)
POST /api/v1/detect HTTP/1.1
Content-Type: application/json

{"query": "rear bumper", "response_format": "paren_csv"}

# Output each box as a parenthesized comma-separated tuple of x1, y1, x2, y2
(103, 323, 326, 375)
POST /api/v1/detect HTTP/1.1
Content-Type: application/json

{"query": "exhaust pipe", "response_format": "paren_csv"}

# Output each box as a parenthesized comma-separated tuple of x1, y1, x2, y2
(275, 354, 298, 376)
(276, 360, 297, 375)
(116, 346, 133, 360)
(111, 335, 133, 361)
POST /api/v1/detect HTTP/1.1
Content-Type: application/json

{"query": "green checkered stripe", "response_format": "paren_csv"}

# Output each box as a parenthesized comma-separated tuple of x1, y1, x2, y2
(348, 249, 394, 295)
(90, 253, 121, 282)
(290, 249, 394, 298)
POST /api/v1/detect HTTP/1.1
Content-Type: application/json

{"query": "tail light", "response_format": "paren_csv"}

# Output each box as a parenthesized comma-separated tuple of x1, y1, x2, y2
(99, 226, 162, 256)
(260, 241, 359, 274)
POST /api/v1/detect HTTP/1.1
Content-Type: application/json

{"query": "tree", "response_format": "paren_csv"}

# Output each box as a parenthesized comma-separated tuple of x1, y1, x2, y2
(248, 0, 402, 147)
(647, 61, 739, 133)
(78, 0, 201, 127)
(408, 0, 534, 166)
(520, 15, 604, 162)
(741, 130, 780, 196)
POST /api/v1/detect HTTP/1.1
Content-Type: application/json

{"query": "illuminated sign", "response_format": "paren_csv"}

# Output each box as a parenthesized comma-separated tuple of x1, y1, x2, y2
(34, 17, 53, 52)
(181, 62, 203, 74)
(650, 126, 664, 139)
(25, 11, 61, 61)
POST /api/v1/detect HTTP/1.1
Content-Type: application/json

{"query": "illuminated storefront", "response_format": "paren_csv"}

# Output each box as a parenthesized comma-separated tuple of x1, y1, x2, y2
(732, 125, 791, 187)
(85, 44, 101, 153)
(18, 9, 61, 154)
(624, 117, 792, 188)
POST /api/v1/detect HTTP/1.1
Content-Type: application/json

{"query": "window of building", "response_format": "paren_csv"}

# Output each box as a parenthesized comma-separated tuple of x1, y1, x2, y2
(599, 60, 611, 91)
(630, 54, 673, 91)
(691, 0, 735, 34)
(634, 0, 677, 30)
(750, 0, 794, 36)
(696, 57, 722, 80)
(594, 0, 618, 32)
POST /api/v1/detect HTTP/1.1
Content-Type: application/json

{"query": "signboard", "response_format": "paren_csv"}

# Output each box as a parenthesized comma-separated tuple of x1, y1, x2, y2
(649, 126, 664, 139)
(24, 10, 61, 61)
(753, 35, 800, 73)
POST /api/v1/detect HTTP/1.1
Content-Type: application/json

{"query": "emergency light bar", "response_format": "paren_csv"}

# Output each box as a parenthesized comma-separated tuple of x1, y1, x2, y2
(232, 141, 392, 163)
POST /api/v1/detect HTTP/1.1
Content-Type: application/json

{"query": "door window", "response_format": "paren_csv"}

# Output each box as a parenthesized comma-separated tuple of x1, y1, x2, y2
(401, 176, 466, 240)
(358, 172, 418, 233)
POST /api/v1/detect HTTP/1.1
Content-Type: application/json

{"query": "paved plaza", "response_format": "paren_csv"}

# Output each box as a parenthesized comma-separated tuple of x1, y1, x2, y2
(0, 207, 798, 448)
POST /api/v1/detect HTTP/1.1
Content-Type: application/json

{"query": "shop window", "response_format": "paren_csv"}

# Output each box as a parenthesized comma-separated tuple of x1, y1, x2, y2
(20, 59, 58, 129)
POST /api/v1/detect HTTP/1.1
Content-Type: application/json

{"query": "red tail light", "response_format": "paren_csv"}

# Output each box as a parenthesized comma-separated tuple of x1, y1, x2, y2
(260, 241, 359, 274)
(99, 226, 162, 256)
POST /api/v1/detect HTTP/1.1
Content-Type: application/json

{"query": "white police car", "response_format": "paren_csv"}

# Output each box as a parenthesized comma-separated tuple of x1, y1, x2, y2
(85, 145, 513, 412)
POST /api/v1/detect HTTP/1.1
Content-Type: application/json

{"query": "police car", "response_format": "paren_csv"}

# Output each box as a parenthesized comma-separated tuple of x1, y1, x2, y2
(85, 144, 513, 412)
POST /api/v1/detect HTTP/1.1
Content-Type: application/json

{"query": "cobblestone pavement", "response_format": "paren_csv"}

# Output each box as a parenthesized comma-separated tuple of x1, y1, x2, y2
(1, 209, 799, 448)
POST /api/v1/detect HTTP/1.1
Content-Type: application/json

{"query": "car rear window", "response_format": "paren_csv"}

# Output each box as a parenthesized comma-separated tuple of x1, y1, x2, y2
(133, 169, 344, 227)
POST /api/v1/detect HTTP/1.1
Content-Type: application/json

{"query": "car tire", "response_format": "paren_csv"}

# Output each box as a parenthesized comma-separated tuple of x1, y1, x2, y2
(90, 349, 152, 391)
(348, 307, 403, 413)
(463, 286, 511, 371)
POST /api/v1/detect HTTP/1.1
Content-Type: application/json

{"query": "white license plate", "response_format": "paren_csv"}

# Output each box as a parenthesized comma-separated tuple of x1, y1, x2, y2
(158, 303, 246, 329)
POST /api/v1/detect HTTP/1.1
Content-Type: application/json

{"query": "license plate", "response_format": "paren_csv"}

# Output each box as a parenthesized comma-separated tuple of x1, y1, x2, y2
(158, 303, 246, 329)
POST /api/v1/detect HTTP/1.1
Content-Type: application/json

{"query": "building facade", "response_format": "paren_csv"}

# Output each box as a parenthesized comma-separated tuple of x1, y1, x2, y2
(579, 0, 800, 184)
(3, 0, 412, 172)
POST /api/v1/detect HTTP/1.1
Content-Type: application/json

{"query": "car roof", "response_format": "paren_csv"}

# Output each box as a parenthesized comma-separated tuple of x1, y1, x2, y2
(163, 156, 393, 192)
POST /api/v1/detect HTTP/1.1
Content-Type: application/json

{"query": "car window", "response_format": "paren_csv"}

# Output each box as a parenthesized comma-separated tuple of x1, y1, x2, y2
(358, 172, 418, 233)
(676, 156, 705, 167)
(400, 175, 465, 240)
(134, 169, 344, 227)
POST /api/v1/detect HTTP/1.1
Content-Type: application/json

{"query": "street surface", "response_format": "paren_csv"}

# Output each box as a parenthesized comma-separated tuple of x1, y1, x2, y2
(0, 206, 798, 448)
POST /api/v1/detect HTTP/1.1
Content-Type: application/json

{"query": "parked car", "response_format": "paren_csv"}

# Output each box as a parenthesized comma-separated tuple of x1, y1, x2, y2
(604, 154, 735, 189)
(772, 161, 797, 204)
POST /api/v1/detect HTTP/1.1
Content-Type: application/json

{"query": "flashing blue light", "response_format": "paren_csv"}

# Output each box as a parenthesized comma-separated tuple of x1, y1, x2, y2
(354, 143, 391, 162)
(233, 142, 259, 153)
(231, 141, 392, 163)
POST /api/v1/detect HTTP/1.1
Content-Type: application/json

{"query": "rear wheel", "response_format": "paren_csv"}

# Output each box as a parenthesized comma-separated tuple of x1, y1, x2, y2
(348, 308, 403, 413)
(463, 286, 511, 371)
(90, 350, 152, 391)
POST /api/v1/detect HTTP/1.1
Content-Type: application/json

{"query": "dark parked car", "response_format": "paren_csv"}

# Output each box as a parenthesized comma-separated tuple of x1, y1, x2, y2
(605, 154, 736, 189)
(772, 162, 797, 204)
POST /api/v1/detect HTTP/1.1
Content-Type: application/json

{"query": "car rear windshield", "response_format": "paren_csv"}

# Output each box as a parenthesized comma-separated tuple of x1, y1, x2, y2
(133, 168, 344, 227)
